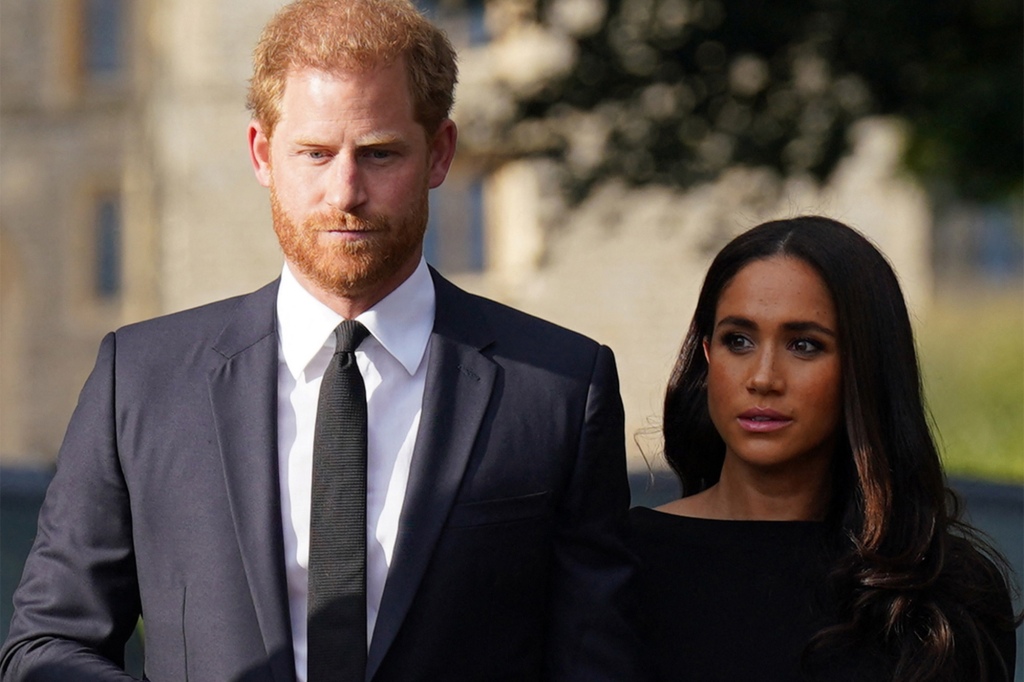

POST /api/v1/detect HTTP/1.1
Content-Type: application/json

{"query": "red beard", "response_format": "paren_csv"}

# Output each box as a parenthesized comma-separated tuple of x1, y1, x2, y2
(270, 184, 428, 299)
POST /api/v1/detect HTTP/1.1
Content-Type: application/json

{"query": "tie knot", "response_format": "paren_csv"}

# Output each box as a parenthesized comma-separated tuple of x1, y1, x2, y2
(334, 319, 370, 354)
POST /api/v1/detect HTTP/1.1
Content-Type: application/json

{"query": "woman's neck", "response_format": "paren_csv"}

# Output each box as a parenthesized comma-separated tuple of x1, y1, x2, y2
(660, 456, 830, 521)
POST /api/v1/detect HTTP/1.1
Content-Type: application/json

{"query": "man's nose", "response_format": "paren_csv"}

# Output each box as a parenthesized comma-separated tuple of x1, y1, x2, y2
(324, 156, 368, 212)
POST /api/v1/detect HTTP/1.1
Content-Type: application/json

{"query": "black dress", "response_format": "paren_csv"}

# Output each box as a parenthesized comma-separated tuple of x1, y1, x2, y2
(629, 506, 876, 681)
(630, 506, 1018, 681)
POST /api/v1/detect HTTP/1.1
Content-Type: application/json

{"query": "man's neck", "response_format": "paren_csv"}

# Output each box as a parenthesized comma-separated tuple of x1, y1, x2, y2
(288, 258, 420, 319)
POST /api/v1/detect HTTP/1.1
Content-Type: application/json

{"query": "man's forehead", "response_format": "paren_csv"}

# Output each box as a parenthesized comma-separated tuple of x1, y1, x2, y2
(271, 64, 423, 143)
(277, 64, 412, 110)
(283, 56, 406, 85)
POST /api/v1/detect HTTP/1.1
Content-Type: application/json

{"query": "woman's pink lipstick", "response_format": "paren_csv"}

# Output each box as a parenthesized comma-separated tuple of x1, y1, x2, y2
(737, 408, 792, 433)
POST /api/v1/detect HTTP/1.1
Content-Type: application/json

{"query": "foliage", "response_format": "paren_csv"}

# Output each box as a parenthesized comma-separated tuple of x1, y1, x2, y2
(920, 287, 1024, 483)
(483, 0, 1023, 202)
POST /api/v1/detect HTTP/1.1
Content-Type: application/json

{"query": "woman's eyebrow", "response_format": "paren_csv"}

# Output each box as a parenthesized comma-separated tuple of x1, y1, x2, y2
(715, 316, 836, 338)
(715, 315, 756, 330)
(782, 321, 836, 337)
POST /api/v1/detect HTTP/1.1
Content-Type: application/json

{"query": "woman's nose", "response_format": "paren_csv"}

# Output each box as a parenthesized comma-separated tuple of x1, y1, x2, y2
(746, 350, 783, 394)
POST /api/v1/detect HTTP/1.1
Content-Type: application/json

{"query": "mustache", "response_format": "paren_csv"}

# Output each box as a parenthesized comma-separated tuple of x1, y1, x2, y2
(304, 210, 386, 232)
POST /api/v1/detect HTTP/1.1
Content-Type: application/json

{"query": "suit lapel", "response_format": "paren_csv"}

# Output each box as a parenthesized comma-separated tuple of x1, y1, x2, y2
(367, 271, 496, 679)
(207, 280, 297, 682)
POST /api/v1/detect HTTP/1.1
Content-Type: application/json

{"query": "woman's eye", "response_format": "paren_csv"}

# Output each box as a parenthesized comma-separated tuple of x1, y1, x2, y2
(723, 333, 753, 352)
(791, 338, 823, 355)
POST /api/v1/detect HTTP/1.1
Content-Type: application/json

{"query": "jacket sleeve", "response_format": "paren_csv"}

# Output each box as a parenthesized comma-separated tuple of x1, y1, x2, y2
(1, 332, 142, 681)
(544, 344, 643, 681)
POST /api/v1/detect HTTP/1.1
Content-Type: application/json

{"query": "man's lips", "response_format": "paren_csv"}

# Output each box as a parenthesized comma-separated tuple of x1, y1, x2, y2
(318, 228, 378, 240)
(737, 408, 792, 433)
(318, 226, 375, 233)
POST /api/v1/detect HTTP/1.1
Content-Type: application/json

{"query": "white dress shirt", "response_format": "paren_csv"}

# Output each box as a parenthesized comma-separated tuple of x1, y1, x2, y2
(276, 259, 435, 682)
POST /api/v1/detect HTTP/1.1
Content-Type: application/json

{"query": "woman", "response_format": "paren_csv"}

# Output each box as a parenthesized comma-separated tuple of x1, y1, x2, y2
(631, 216, 1019, 681)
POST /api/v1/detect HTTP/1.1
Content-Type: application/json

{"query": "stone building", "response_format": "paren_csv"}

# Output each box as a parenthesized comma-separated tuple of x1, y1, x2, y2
(0, 0, 492, 466)
(0, 0, 931, 469)
(2, 0, 143, 463)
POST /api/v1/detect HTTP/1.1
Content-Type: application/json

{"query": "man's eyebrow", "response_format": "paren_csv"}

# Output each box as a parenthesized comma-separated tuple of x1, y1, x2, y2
(290, 132, 404, 147)
(356, 132, 403, 146)
(293, 137, 329, 148)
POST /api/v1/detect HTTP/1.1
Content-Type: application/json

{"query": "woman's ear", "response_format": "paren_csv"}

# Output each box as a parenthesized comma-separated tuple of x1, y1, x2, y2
(702, 337, 711, 363)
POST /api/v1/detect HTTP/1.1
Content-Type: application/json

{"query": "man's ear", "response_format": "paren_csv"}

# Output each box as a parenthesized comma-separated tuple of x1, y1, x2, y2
(427, 118, 458, 190)
(248, 120, 272, 188)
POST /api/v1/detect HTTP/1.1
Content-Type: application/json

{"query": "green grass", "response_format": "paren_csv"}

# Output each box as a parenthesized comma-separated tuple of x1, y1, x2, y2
(918, 285, 1024, 483)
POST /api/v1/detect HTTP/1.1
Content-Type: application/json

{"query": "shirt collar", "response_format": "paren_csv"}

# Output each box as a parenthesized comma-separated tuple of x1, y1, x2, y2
(276, 259, 435, 379)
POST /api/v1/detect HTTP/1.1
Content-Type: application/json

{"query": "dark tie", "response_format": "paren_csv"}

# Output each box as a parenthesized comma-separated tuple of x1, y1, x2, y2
(308, 319, 371, 682)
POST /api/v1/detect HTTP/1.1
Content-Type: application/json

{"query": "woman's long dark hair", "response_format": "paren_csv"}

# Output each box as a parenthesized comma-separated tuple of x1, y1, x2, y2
(663, 216, 1019, 681)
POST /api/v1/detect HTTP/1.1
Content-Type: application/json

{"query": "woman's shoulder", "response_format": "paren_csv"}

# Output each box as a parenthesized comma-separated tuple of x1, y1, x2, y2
(942, 529, 1017, 611)
(628, 505, 827, 553)
(627, 506, 723, 561)
(628, 505, 727, 540)
(628, 506, 696, 546)
(941, 529, 1020, 675)
(870, 526, 1021, 680)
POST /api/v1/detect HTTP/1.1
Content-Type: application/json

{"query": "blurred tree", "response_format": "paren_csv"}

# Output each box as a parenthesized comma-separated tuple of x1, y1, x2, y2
(472, 0, 1022, 202)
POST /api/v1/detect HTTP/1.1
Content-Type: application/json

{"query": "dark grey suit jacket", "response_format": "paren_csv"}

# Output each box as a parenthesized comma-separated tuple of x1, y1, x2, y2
(1, 270, 639, 681)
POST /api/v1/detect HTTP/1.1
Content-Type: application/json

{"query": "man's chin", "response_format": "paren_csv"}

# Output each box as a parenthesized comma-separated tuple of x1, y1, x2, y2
(277, 218, 426, 304)
(296, 253, 407, 301)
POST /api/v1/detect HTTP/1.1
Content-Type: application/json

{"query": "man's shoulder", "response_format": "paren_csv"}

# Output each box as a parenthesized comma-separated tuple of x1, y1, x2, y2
(434, 272, 600, 351)
(431, 273, 613, 386)
(475, 292, 595, 345)
(113, 280, 278, 352)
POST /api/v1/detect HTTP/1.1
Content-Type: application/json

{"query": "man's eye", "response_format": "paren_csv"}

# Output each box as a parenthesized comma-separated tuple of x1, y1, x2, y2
(306, 150, 329, 160)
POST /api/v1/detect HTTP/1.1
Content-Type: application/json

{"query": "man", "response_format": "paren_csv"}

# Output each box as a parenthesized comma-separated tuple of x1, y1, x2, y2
(1, 0, 639, 680)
